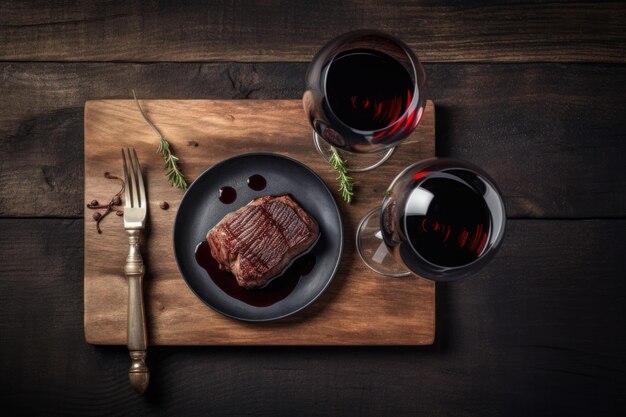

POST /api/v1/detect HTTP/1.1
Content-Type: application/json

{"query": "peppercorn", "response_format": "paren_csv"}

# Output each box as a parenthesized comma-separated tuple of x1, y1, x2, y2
(87, 171, 125, 233)
(159, 201, 169, 210)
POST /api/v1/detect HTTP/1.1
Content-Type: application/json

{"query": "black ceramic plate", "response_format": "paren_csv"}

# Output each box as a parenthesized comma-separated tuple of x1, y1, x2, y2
(173, 153, 343, 322)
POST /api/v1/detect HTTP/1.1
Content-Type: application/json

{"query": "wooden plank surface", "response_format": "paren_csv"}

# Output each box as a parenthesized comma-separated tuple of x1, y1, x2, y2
(2, 1, 625, 414)
(2, 63, 625, 218)
(3, 218, 625, 415)
(84, 99, 436, 345)
(1, 1, 625, 63)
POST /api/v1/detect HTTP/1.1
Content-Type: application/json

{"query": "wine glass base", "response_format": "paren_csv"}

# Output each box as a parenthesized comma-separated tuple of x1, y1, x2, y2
(312, 132, 395, 172)
(356, 207, 411, 277)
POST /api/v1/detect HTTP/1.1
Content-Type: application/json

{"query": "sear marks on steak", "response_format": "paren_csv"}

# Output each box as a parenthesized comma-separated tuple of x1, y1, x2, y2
(207, 195, 319, 289)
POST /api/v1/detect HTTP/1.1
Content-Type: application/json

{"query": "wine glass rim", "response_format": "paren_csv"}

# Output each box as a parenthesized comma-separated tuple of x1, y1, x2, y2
(320, 30, 422, 136)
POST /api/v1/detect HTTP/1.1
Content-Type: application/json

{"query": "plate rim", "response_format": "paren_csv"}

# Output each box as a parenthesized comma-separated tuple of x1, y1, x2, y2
(172, 151, 344, 322)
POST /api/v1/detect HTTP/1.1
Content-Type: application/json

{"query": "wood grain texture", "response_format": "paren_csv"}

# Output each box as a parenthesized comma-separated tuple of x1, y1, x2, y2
(1, 1, 624, 414)
(84, 99, 436, 345)
(1, 1, 625, 63)
(2, 62, 625, 218)
(2, 218, 625, 416)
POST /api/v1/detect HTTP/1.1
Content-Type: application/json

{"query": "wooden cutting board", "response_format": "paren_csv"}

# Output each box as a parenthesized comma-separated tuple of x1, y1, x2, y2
(84, 99, 435, 345)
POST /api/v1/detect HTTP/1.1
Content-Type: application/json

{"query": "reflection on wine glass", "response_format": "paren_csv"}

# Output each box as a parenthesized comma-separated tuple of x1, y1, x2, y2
(356, 158, 506, 281)
(303, 30, 426, 172)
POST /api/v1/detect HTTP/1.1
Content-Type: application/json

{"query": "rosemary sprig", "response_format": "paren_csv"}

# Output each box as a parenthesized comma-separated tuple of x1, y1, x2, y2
(328, 146, 354, 204)
(132, 90, 188, 189)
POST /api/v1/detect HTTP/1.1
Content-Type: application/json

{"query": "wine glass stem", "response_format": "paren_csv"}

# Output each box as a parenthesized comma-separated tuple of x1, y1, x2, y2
(355, 207, 411, 277)
(312, 132, 395, 172)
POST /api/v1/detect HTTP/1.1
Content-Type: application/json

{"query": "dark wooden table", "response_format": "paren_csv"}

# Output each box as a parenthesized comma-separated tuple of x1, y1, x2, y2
(1, 1, 625, 416)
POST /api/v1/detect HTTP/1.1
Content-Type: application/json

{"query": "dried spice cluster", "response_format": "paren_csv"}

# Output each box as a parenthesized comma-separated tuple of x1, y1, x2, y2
(86, 172, 125, 233)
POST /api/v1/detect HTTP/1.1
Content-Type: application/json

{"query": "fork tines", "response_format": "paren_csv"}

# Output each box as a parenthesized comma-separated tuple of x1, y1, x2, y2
(122, 148, 147, 228)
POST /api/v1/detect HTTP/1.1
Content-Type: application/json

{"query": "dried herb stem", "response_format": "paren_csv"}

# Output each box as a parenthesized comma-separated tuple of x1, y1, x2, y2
(86, 172, 125, 233)
(132, 90, 188, 189)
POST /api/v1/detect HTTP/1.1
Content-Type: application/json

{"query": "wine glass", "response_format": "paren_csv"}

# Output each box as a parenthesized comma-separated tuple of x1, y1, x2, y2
(356, 158, 506, 280)
(303, 30, 426, 172)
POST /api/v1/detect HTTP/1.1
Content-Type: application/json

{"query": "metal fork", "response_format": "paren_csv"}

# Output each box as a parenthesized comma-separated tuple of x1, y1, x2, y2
(122, 148, 149, 394)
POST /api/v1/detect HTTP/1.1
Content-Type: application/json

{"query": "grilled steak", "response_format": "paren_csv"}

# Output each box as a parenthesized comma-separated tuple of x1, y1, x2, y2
(207, 195, 319, 289)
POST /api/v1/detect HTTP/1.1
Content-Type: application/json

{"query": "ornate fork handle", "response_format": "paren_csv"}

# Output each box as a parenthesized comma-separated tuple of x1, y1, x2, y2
(125, 229, 149, 393)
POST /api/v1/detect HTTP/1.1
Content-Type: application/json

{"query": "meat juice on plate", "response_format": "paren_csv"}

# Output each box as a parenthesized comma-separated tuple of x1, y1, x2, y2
(198, 175, 317, 306)
(219, 174, 267, 204)
(194, 241, 316, 307)
(218, 174, 267, 204)
(247, 175, 267, 191)
(218, 186, 237, 204)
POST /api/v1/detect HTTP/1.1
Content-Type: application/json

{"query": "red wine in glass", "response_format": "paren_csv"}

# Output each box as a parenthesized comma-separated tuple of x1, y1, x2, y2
(325, 49, 415, 133)
(303, 31, 426, 170)
(357, 159, 506, 281)
(402, 174, 492, 268)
